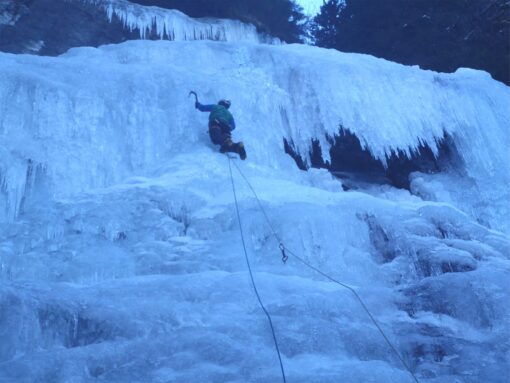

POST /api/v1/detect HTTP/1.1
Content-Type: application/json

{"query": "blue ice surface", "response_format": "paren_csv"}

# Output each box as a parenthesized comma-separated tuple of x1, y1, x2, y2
(0, 3, 509, 382)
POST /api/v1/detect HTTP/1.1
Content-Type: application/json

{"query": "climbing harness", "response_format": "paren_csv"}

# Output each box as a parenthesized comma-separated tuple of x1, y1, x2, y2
(228, 157, 420, 383)
(227, 157, 287, 383)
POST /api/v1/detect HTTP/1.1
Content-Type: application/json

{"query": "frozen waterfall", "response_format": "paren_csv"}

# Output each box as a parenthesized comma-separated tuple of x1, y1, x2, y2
(0, 6, 509, 382)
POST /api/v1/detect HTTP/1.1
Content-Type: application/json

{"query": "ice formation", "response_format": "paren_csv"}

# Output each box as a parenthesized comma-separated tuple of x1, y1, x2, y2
(1, 39, 509, 231)
(0, 4, 509, 383)
(75, 0, 276, 43)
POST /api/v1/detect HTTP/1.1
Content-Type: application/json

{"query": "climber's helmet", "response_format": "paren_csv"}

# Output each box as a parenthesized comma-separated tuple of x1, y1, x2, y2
(218, 99, 231, 109)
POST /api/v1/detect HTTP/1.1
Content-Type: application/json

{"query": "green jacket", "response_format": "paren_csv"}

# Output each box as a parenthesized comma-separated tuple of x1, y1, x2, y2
(196, 103, 236, 130)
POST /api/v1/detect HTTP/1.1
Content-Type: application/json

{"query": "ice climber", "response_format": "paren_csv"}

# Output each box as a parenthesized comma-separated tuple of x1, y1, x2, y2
(194, 97, 247, 160)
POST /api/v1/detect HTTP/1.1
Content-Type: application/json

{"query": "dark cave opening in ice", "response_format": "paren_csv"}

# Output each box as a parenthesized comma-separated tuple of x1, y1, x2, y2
(284, 128, 462, 191)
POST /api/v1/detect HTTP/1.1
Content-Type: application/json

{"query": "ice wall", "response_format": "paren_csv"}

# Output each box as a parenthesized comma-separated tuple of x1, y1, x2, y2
(75, 0, 275, 43)
(0, 40, 508, 229)
(1, 32, 509, 382)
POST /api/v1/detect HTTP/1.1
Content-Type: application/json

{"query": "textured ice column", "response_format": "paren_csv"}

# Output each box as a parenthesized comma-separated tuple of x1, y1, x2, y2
(0, 155, 35, 221)
(77, 0, 276, 43)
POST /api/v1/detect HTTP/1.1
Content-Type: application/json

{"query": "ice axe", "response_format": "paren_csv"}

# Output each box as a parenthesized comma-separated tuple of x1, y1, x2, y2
(189, 90, 199, 105)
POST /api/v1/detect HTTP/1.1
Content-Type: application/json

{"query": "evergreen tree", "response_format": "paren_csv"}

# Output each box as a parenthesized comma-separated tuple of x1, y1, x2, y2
(311, 0, 344, 48)
(311, 0, 510, 85)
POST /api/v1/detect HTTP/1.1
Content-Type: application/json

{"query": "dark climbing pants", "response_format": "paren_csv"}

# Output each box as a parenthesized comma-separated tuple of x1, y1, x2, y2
(208, 123, 246, 160)
(208, 123, 231, 146)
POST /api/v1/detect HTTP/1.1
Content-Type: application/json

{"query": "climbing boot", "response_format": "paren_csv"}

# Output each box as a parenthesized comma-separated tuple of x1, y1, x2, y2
(220, 138, 234, 154)
(237, 142, 247, 160)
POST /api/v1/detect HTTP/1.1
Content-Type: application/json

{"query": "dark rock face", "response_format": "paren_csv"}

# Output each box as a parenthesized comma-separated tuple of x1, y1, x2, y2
(0, 0, 138, 55)
(0, 0, 305, 56)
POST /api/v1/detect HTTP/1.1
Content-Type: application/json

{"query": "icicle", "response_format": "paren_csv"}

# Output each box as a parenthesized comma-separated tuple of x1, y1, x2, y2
(0, 159, 29, 221)
(76, 0, 278, 44)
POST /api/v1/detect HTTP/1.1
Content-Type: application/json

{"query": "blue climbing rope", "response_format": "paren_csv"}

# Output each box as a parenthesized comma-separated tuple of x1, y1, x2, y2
(227, 156, 287, 383)
(230, 159, 420, 383)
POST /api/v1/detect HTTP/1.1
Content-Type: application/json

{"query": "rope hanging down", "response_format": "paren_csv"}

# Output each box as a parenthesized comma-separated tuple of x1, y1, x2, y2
(230, 159, 420, 383)
(227, 156, 287, 383)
